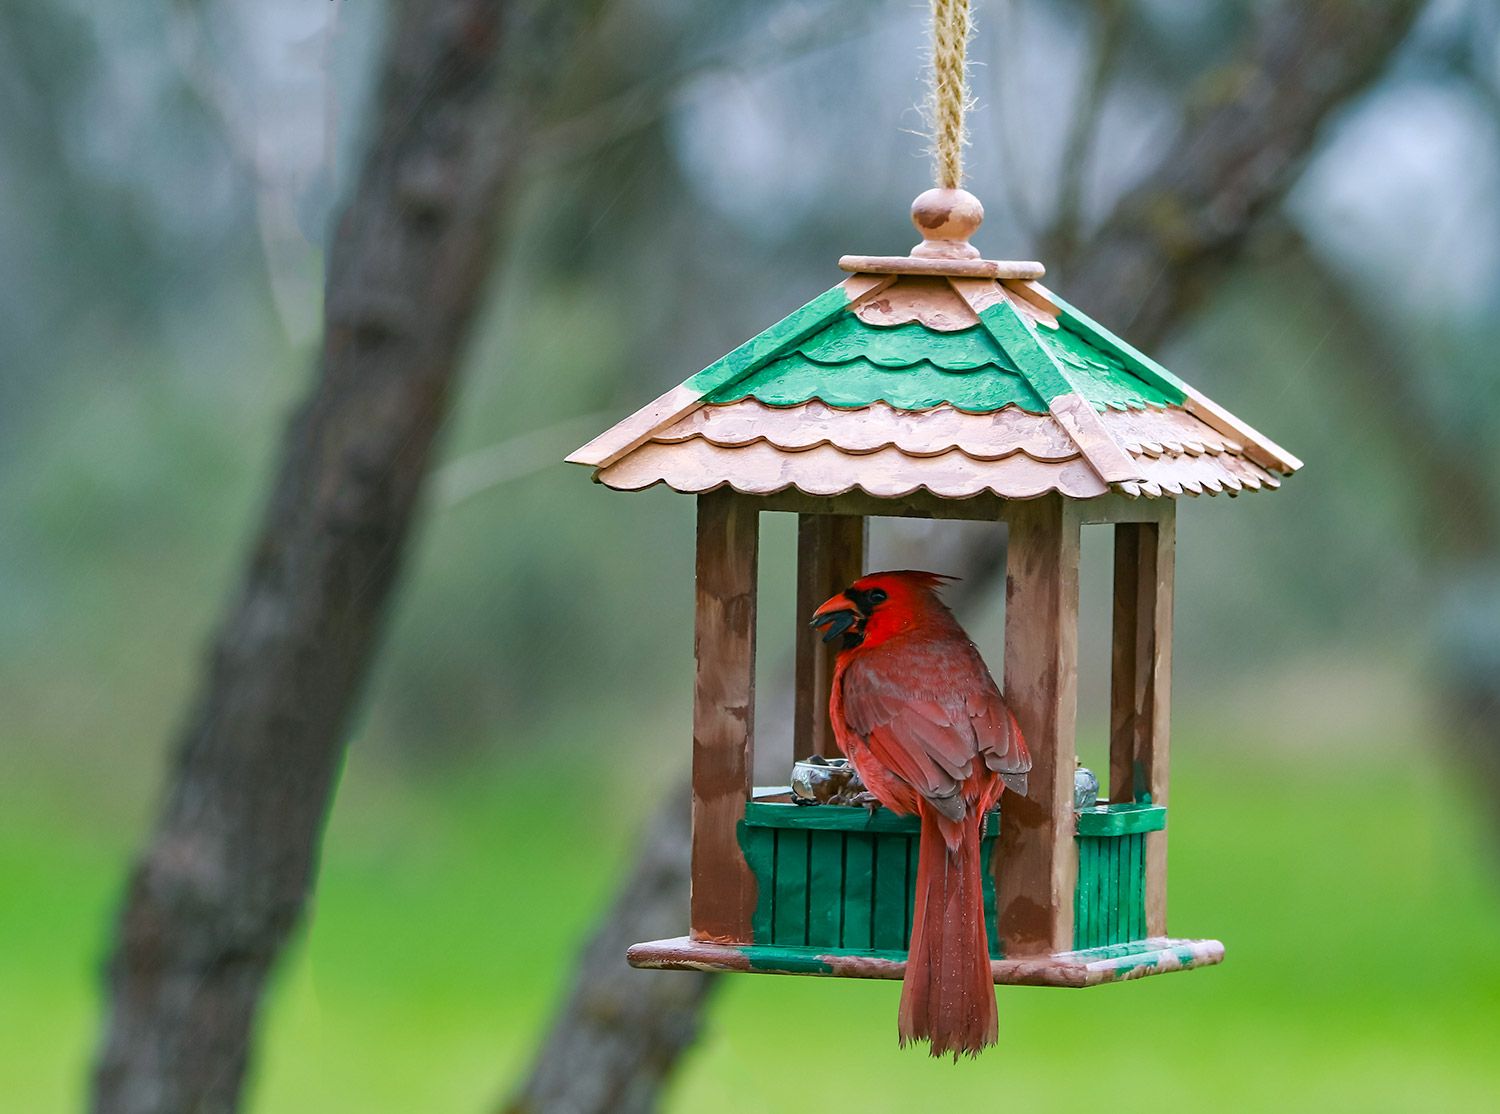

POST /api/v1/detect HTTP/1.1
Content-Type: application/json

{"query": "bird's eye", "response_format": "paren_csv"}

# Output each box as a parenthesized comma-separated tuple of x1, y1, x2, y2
(867, 588, 888, 605)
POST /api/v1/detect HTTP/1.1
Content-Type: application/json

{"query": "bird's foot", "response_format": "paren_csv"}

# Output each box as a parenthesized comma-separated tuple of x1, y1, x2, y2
(850, 791, 883, 819)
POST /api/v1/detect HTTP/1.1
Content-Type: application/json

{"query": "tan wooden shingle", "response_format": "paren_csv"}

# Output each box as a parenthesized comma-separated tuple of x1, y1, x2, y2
(592, 398, 1277, 501)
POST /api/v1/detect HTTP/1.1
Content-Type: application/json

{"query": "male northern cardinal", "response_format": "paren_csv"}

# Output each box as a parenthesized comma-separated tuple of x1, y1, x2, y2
(810, 571, 1030, 1058)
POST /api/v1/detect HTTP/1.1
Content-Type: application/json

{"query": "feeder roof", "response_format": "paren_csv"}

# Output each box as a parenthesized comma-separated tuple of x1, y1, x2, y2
(569, 190, 1300, 501)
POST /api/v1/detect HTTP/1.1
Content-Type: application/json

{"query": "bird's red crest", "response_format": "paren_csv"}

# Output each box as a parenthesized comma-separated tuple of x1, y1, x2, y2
(810, 570, 965, 652)
(848, 570, 957, 597)
(845, 571, 959, 649)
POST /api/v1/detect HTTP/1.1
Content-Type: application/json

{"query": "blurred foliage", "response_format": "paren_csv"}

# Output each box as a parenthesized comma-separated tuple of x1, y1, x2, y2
(1, 0, 1499, 1108)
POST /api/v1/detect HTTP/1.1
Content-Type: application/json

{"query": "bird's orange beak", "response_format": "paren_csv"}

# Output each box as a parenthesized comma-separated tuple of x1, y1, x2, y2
(809, 592, 860, 644)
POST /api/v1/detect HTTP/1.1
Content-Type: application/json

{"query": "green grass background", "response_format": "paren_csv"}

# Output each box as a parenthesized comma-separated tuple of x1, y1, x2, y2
(6, 732, 1498, 1113)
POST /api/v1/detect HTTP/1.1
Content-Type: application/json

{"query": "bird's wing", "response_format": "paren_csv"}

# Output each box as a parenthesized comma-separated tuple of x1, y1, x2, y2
(847, 696, 970, 820)
(965, 685, 1032, 795)
(840, 648, 994, 822)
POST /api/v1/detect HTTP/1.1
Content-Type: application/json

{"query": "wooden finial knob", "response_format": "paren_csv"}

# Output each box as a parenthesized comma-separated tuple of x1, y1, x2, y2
(910, 188, 983, 259)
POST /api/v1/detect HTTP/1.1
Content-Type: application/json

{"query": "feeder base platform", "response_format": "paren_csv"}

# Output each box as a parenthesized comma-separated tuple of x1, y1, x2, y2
(627, 936, 1223, 988)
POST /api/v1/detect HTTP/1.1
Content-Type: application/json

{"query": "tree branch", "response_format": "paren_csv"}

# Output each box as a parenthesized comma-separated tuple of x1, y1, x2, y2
(1266, 221, 1498, 557)
(1064, 0, 1425, 344)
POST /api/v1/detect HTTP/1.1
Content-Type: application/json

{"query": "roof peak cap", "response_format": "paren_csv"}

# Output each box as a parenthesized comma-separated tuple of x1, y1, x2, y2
(910, 188, 983, 259)
(838, 189, 1044, 280)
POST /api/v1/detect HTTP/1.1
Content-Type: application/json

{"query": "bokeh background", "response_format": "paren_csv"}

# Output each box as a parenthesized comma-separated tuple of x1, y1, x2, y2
(4, 0, 1499, 1111)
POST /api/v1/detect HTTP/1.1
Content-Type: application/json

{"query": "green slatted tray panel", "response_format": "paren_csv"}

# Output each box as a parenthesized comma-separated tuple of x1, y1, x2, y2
(740, 802, 1000, 957)
(1075, 832, 1144, 949)
(1074, 802, 1165, 950)
(740, 799, 1165, 957)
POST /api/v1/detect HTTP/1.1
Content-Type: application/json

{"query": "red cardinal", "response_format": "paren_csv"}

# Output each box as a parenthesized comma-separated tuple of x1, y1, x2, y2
(811, 571, 1030, 1059)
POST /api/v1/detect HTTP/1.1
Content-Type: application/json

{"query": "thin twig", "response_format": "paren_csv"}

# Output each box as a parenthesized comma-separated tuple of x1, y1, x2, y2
(532, 0, 877, 169)
(434, 412, 615, 509)
(989, 0, 1042, 238)
(1047, 0, 1127, 265)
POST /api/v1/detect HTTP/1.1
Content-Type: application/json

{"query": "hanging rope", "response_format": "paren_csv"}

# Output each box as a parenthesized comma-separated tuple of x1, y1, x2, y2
(927, 0, 972, 189)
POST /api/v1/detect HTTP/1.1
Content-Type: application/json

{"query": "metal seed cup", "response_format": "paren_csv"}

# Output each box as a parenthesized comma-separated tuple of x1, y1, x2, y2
(790, 756, 857, 804)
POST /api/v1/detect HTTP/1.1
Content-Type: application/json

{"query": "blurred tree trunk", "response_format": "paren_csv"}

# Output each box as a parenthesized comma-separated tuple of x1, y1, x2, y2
(503, 2, 1424, 1111)
(91, 2, 603, 1111)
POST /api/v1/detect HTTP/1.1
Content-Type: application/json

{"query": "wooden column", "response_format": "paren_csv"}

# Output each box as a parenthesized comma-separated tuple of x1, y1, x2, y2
(1109, 504, 1175, 936)
(793, 514, 867, 759)
(690, 491, 760, 943)
(996, 494, 1081, 957)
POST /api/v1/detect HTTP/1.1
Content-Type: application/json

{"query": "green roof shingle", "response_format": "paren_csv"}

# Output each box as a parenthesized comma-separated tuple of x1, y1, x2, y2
(704, 308, 1181, 414)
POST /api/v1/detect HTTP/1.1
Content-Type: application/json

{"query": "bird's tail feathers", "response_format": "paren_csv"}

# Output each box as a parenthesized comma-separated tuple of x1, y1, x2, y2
(898, 801, 998, 1059)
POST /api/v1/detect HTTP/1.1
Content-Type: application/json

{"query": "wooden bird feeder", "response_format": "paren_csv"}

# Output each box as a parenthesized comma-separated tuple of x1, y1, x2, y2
(568, 188, 1301, 987)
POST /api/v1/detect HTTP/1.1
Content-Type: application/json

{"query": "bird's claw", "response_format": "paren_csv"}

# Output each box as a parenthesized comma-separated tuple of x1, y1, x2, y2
(851, 791, 883, 819)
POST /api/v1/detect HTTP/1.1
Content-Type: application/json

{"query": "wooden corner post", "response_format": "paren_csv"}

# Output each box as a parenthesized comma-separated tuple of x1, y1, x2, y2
(794, 514, 867, 759)
(997, 494, 1081, 957)
(1109, 503, 1175, 936)
(691, 491, 760, 943)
